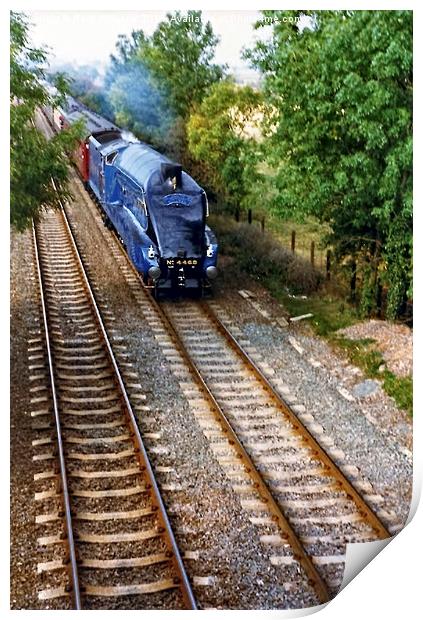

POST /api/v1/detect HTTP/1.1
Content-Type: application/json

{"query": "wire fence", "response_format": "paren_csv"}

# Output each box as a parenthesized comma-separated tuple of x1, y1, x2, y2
(232, 208, 413, 323)
(235, 208, 333, 280)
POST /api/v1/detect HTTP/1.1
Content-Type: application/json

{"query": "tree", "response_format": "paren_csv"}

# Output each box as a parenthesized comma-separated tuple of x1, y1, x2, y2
(104, 11, 225, 165)
(10, 12, 81, 230)
(137, 10, 225, 119)
(245, 10, 412, 318)
(187, 80, 263, 212)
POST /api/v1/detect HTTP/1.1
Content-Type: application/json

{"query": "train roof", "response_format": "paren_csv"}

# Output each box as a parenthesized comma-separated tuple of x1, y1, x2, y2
(80, 108, 119, 133)
(63, 99, 120, 137)
(65, 110, 110, 137)
(115, 143, 203, 196)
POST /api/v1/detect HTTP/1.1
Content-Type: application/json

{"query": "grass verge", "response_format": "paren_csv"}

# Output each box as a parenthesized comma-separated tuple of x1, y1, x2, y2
(211, 212, 413, 416)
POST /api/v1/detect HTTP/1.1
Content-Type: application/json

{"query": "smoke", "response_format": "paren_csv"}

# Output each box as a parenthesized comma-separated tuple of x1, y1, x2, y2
(107, 60, 173, 142)
(120, 129, 140, 143)
(48, 55, 176, 151)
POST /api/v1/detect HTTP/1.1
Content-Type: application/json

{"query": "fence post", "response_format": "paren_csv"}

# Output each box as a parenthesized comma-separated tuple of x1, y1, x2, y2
(310, 241, 315, 267)
(326, 249, 331, 281)
(248, 208, 252, 224)
(350, 259, 357, 301)
(291, 230, 296, 254)
(261, 216, 265, 232)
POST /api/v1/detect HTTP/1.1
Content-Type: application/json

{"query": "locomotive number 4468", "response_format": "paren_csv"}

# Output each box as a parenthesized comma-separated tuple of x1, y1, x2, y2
(166, 259, 198, 267)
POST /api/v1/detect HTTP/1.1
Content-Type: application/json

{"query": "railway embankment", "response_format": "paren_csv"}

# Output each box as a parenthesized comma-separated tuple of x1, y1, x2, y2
(209, 213, 413, 417)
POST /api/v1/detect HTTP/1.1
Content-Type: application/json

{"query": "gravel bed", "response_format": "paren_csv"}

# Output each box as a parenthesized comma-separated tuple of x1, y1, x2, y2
(209, 288, 412, 529)
(85, 589, 184, 611)
(162, 300, 384, 595)
(10, 230, 42, 609)
(13, 169, 412, 608)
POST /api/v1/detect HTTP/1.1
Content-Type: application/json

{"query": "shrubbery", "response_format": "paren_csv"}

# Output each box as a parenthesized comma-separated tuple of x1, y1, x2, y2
(210, 216, 322, 294)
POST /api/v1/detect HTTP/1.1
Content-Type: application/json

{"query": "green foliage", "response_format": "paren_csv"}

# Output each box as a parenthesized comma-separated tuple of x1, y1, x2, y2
(383, 372, 412, 416)
(10, 12, 81, 231)
(333, 336, 385, 375)
(359, 263, 379, 317)
(384, 211, 413, 319)
(137, 11, 225, 119)
(187, 80, 263, 211)
(102, 10, 225, 149)
(245, 10, 412, 318)
(279, 293, 358, 336)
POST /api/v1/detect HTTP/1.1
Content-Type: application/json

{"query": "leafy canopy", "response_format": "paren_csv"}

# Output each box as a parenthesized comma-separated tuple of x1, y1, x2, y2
(187, 80, 263, 211)
(10, 11, 81, 231)
(245, 10, 412, 317)
(136, 10, 225, 119)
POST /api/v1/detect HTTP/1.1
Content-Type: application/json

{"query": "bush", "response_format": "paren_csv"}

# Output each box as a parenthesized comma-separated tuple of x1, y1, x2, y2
(210, 215, 322, 294)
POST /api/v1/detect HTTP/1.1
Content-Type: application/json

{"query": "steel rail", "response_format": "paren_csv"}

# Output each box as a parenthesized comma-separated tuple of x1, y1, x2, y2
(199, 301, 392, 541)
(32, 222, 82, 609)
(158, 307, 331, 603)
(58, 201, 197, 610)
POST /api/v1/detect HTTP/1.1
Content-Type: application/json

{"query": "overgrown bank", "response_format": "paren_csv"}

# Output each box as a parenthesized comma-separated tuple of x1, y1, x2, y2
(211, 214, 413, 416)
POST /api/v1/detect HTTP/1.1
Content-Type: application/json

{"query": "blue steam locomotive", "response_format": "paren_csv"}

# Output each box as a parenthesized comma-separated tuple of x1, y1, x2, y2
(55, 98, 219, 294)
(88, 134, 218, 293)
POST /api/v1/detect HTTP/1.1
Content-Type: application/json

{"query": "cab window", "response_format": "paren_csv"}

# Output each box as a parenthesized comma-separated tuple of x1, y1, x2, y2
(106, 151, 118, 165)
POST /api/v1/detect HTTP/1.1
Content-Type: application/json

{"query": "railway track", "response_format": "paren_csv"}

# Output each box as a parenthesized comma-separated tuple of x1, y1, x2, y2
(65, 177, 395, 603)
(31, 206, 196, 609)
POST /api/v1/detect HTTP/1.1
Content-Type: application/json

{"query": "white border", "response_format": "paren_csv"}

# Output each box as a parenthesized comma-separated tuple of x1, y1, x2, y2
(3, 2, 421, 619)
